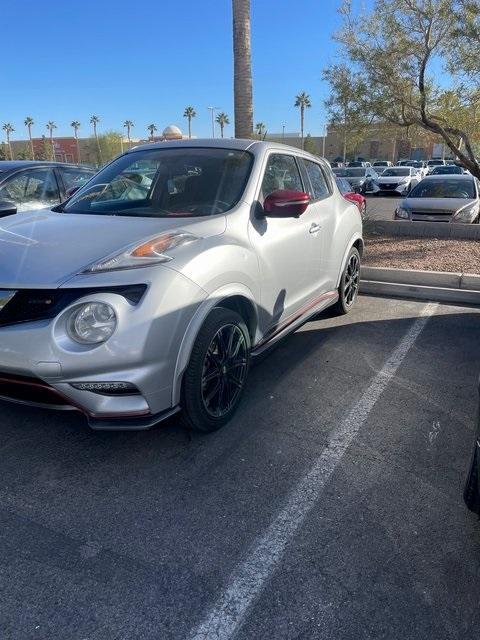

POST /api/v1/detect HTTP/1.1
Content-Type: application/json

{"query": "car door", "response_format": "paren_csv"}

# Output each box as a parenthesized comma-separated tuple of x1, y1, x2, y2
(248, 152, 322, 329)
(300, 158, 337, 293)
(0, 167, 60, 213)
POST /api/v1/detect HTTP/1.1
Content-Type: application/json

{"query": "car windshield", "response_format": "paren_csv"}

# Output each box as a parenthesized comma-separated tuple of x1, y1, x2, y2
(427, 160, 444, 166)
(344, 168, 366, 177)
(332, 168, 347, 176)
(431, 165, 463, 174)
(62, 147, 253, 217)
(382, 168, 410, 176)
(373, 163, 388, 167)
(408, 178, 475, 199)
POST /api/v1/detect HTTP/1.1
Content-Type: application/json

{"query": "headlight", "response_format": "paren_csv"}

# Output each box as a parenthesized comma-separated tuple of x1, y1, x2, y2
(453, 203, 479, 223)
(83, 232, 199, 273)
(396, 207, 410, 219)
(67, 302, 117, 344)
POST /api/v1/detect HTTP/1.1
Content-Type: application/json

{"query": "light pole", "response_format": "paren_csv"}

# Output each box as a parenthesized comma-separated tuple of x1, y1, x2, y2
(322, 123, 327, 157)
(208, 106, 221, 138)
(282, 124, 286, 141)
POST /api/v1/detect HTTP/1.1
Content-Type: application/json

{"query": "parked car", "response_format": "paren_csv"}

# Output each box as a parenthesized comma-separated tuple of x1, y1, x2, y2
(464, 382, 480, 519)
(394, 174, 480, 222)
(335, 176, 367, 217)
(330, 161, 344, 168)
(372, 160, 393, 169)
(347, 161, 371, 168)
(404, 160, 428, 178)
(332, 167, 379, 194)
(0, 161, 96, 217)
(0, 140, 363, 432)
(426, 158, 447, 174)
(375, 166, 420, 195)
(430, 164, 465, 175)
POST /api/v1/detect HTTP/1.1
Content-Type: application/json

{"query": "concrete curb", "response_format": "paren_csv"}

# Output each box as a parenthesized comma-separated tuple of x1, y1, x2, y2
(365, 219, 480, 240)
(360, 266, 480, 305)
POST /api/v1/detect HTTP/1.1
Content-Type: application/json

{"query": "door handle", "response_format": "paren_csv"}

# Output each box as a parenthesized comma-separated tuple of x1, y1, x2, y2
(309, 223, 321, 234)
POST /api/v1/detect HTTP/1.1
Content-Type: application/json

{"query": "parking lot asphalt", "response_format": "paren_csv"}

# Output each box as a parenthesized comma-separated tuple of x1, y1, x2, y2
(1, 295, 480, 640)
(365, 194, 400, 220)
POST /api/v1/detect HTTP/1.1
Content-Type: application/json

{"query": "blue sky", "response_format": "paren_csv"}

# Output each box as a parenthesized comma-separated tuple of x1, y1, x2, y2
(3, 0, 362, 140)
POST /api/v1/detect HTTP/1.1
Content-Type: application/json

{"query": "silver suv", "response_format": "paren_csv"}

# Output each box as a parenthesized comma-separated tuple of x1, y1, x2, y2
(0, 140, 363, 432)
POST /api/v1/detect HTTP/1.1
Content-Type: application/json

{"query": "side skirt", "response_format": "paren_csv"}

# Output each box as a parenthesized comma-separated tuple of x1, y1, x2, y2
(251, 290, 338, 358)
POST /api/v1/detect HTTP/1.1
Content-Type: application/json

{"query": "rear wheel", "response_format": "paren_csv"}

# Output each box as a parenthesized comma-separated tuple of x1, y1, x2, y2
(180, 308, 250, 432)
(332, 247, 361, 315)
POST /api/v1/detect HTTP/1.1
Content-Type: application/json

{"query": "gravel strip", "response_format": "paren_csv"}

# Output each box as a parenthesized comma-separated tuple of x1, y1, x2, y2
(364, 234, 480, 273)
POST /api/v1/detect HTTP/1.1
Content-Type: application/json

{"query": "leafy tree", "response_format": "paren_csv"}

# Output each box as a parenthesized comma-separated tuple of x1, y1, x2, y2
(16, 145, 31, 160)
(0, 143, 7, 160)
(71, 121, 81, 162)
(89, 131, 123, 165)
(2, 123, 14, 160)
(35, 136, 52, 161)
(123, 120, 134, 148)
(183, 107, 196, 139)
(294, 92, 311, 149)
(337, 0, 480, 177)
(90, 115, 102, 164)
(147, 123, 157, 141)
(303, 134, 318, 155)
(255, 122, 266, 139)
(24, 117, 35, 159)
(232, 0, 253, 138)
(46, 121, 57, 160)
(216, 112, 230, 138)
(322, 65, 369, 162)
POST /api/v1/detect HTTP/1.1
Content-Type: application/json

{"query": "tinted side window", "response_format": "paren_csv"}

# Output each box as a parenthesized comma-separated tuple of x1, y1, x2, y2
(303, 160, 329, 200)
(61, 168, 94, 191)
(0, 168, 59, 212)
(261, 154, 303, 200)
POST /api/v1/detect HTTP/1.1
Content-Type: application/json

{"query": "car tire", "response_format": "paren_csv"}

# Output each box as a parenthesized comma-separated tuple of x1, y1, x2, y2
(180, 307, 251, 432)
(332, 247, 361, 315)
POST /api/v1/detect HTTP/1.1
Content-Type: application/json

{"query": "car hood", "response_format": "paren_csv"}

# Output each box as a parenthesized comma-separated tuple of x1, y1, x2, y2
(401, 197, 475, 212)
(377, 175, 409, 183)
(0, 210, 225, 288)
(345, 177, 365, 185)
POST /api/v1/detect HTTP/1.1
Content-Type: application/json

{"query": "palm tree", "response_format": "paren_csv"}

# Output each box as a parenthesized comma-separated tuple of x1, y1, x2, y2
(216, 112, 230, 138)
(294, 92, 312, 149)
(147, 123, 157, 141)
(90, 115, 102, 164)
(46, 121, 57, 160)
(24, 117, 35, 160)
(183, 106, 196, 139)
(2, 123, 14, 160)
(255, 122, 266, 140)
(232, 0, 253, 138)
(123, 120, 134, 148)
(71, 121, 81, 162)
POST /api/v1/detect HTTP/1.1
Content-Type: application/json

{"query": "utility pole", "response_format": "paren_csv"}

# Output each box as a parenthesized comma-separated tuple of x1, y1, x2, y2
(208, 107, 220, 138)
(282, 124, 285, 141)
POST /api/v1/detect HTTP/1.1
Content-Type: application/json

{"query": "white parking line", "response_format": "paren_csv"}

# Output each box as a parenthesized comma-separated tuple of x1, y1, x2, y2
(188, 302, 438, 640)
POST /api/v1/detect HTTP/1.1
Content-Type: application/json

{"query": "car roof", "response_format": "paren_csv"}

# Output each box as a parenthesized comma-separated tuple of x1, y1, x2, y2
(126, 138, 324, 162)
(422, 174, 473, 180)
(0, 160, 93, 170)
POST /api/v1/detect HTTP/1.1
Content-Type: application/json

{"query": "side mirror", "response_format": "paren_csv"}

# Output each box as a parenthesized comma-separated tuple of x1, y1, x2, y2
(0, 201, 17, 218)
(263, 189, 310, 217)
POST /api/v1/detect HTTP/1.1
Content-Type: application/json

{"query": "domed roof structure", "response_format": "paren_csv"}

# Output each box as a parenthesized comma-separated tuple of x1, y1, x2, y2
(162, 125, 183, 140)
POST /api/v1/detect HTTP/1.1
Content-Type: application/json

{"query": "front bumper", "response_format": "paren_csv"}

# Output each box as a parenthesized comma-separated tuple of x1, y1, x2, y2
(0, 268, 206, 429)
(377, 182, 409, 195)
(464, 397, 480, 517)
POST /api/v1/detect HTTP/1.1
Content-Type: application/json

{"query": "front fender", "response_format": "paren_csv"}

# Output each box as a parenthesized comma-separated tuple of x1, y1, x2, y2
(171, 282, 258, 406)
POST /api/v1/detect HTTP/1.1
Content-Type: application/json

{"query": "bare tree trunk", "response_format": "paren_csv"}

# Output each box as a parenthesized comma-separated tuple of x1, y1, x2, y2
(75, 133, 81, 163)
(232, 0, 253, 138)
(300, 107, 304, 149)
(188, 118, 192, 139)
(50, 132, 54, 161)
(28, 126, 35, 160)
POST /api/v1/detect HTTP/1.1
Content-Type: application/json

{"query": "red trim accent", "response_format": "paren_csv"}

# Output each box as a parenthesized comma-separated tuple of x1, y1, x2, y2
(255, 290, 337, 349)
(0, 374, 150, 419)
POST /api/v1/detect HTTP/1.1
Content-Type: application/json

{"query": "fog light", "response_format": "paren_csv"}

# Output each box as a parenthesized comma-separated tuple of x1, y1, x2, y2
(67, 302, 117, 344)
(70, 382, 138, 395)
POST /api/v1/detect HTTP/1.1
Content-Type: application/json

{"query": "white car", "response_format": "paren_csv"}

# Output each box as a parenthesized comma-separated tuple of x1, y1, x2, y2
(375, 166, 421, 196)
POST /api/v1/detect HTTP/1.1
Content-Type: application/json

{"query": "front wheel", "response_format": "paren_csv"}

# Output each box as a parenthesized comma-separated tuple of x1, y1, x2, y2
(332, 247, 361, 315)
(180, 307, 251, 432)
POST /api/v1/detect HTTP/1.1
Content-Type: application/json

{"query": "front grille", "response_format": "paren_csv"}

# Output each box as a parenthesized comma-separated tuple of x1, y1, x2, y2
(379, 184, 398, 190)
(0, 373, 71, 407)
(0, 285, 147, 328)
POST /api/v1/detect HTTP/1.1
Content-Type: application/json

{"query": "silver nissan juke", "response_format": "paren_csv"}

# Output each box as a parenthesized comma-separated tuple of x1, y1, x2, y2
(0, 139, 363, 432)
